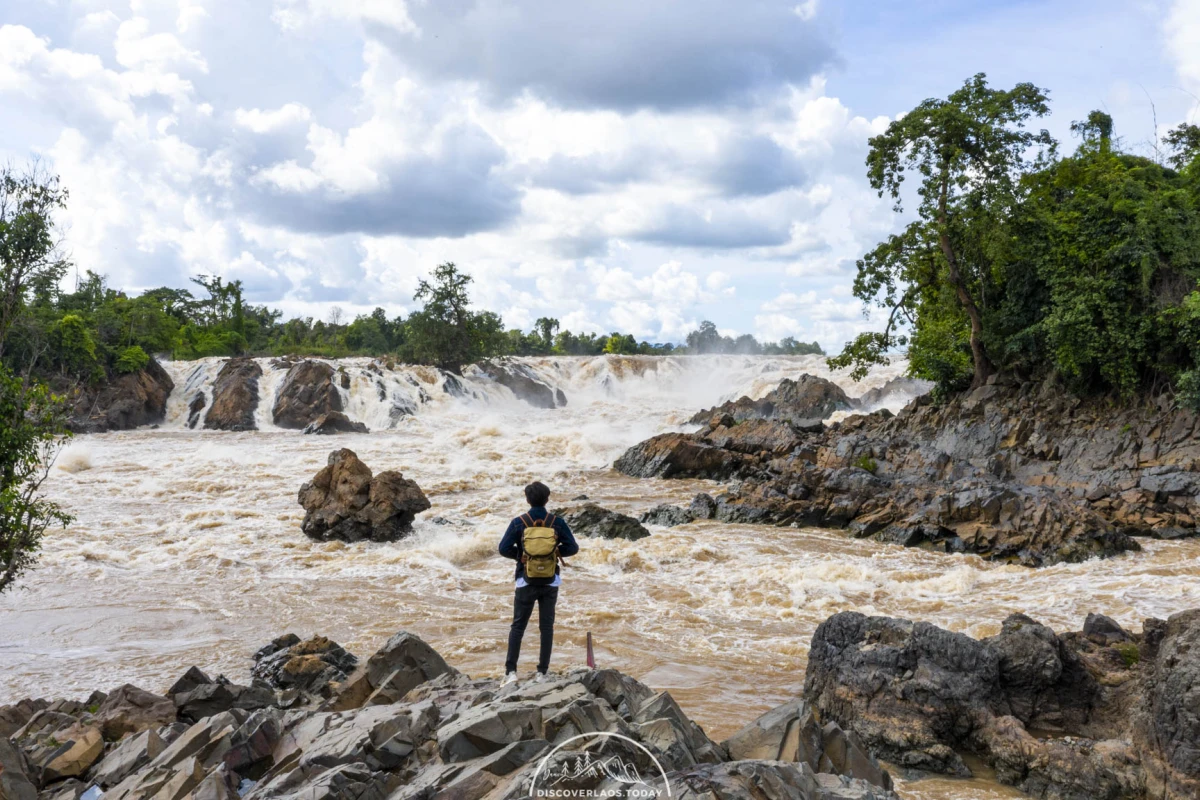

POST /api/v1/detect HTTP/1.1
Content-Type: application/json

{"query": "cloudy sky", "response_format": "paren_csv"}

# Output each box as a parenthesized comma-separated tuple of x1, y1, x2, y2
(2, 0, 1198, 349)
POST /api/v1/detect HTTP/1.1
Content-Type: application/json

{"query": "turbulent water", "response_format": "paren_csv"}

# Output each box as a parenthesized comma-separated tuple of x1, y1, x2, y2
(3, 354, 1199, 800)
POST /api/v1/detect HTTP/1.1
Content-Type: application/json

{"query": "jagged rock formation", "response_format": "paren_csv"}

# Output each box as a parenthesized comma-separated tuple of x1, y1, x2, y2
(67, 359, 175, 433)
(617, 375, 1200, 565)
(805, 609, 1200, 799)
(470, 359, 567, 409)
(689, 375, 853, 427)
(0, 632, 897, 800)
(203, 358, 262, 431)
(272, 360, 344, 429)
(298, 449, 431, 543)
(555, 504, 651, 540)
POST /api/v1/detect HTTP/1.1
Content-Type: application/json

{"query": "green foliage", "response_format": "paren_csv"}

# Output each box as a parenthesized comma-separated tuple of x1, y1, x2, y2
(1114, 642, 1141, 668)
(833, 76, 1200, 404)
(1178, 370, 1200, 412)
(834, 73, 1055, 390)
(0, 364, 72, 593)
(402, 263, 508, 374)
(853, 455, 878, 474)
(114, 345, 150, 374)
(684, 320, 823, 356)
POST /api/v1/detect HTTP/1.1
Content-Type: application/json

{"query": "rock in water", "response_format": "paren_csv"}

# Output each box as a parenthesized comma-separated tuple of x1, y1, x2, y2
(298, 449, 430, 542)
(689, 374, 852, 426)
(68, 358, 175, 433)
(555, 504, 650, 540)
(470, 359, 565, 408)
(273, 360, 343, 429)
(204, 358, 262, 431)
(302, 411, 368, 435)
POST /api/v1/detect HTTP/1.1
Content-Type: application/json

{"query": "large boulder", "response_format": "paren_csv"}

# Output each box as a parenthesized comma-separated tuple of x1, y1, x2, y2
(689, 375, 853, 426)
(470, 359, 565, 409)
(302, 412, 368, 435)
(68, 359, 174, 433)
(0, 738, 38, 800)
(272, 360, 343, 429)
(663, 761, 896, 800)
(298, 449, 431, 543)
(93, 684, 177, 740)
(325, 631, 457, 711)
(203, 358, 262, 431)
(804, 609, 1200, 799)
(252, 634, 359, 699)
(555, 504, 651, 541)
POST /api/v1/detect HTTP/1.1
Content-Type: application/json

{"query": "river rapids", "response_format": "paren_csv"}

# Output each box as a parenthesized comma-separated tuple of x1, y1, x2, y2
(3, 354, 1198, 800)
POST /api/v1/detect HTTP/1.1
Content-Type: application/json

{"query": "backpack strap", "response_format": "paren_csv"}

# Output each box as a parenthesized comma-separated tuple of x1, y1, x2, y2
(520, 513, 534, 528)
(544, 514, 557, 529)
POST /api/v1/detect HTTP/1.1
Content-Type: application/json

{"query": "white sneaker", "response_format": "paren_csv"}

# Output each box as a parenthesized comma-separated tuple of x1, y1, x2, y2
(501, 672, 518, 687)
(532, 672, 548, 683)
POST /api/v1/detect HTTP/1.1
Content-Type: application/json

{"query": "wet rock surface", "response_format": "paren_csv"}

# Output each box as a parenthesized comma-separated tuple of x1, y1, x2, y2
(203, 358, 262, 431)
(297, 449, 431, 543)
(302, 411, 369, 435)
(0, 631, 898, 800)
(67, 359, 175, 433)
(272, 360, 343, 429)
(555, 503, 651, 540)
(689, 375, 854, 427)
(470, 359, 566, 409)
(617, 374, 1200, 565)
(805, 608, 1200, 799)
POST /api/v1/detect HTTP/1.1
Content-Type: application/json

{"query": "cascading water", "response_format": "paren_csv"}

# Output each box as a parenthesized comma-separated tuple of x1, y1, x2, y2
(4, 355, 1197, 800)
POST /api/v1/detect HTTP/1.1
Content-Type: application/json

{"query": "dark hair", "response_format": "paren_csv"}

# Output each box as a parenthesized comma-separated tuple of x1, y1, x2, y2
(525, 481, 551, 508)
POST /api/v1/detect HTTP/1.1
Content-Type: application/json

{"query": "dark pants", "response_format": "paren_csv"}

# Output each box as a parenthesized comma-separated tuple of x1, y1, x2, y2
(505, 584, 558, 674)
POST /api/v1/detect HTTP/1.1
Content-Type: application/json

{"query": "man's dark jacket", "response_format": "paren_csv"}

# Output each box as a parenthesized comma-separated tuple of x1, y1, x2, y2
(498, 507, 579, 583)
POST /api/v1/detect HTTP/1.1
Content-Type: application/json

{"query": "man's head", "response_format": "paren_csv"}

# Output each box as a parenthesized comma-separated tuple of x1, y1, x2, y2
(525, 481, 551, 508)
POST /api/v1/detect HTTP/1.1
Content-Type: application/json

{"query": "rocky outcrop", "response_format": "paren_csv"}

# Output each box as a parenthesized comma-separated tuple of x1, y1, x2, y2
(203, 358, 262, 431)
(251, 634, 359, 701)
(616, 374, 1200, 565)
(67, 359, 174, 433)
(302, 411, 369, 435)
(298, 449, 431, 543)
(852, 377, 933, 411)
(470, 359, 567, 409)
(804, 608, 1200, 799)
(555, 504, 651, 540)
(0, 632, 897, 800)
(272, 360, 343, 429)
(690, 375, 853, 426)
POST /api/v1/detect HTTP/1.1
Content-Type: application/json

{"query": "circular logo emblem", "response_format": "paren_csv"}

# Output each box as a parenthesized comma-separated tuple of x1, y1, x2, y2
(530, 732, 673, 800)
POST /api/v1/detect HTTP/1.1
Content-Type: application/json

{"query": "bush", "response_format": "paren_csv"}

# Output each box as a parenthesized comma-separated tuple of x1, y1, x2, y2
(114, 345, 150, 374)
(1178, 370, 1200, 412)
(854, 455, 879, 474)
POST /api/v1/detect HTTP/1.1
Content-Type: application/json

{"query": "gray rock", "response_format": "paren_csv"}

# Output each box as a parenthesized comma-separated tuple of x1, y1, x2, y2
(437, 703, 543, 762)
(251, 635, 358, 698)
(90, 729, 166, 788)
(204, 359, 262, 432)
(298, 449, 431, 544)
(0, 737, 38, 800)
(325, 631, 457, 712)
(273, 361, 343, 429)
(556, 504, 651, 541)
(302, 412, 369, 435)
(639, 504, 695, 527)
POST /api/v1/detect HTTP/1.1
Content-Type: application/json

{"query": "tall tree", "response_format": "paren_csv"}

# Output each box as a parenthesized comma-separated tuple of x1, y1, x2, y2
(834, 74, 1056, 388)
(405, 263, 504, 373)
(0, 163, 71, 358)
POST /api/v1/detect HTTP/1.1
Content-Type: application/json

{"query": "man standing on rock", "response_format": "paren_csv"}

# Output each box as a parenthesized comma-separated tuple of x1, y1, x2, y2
(498, 481, 579, 685)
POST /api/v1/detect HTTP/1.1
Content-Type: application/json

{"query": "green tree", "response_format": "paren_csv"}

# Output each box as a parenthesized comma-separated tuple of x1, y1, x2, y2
(404, 263, 505, 373)
(832, 74, 1056, 388)
(535, 317, 560, 352)
(0, 163, 71, 358)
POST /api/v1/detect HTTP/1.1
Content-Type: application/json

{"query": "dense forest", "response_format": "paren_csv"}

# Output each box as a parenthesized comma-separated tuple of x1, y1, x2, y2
(830, 75, 1200, 407)
(0, 260, 822, 381)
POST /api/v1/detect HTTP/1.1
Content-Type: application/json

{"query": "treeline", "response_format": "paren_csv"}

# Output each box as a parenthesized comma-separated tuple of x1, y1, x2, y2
(833, 74, 1200, 408)
(3, 263, 822, 380)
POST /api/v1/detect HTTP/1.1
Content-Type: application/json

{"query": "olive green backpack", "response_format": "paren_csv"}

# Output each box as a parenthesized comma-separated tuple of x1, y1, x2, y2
(521, 513, 559, 580)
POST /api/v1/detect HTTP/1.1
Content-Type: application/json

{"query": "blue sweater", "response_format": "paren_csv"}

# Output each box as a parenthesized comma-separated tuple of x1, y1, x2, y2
(498, 507, 579, 583)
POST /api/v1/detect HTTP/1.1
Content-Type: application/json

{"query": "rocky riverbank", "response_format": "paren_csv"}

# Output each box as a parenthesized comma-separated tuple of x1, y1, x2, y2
(805, 607, 1200, 800)
(616, 374, 1199, 565)
(0, 631, 897, 800)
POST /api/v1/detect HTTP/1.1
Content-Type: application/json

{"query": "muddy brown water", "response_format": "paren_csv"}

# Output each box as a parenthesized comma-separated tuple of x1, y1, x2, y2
(2, 356, 1197, 800)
